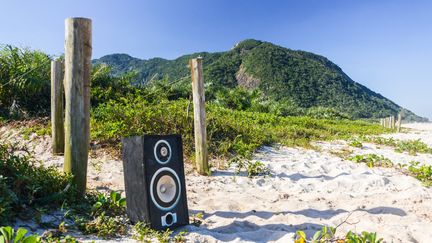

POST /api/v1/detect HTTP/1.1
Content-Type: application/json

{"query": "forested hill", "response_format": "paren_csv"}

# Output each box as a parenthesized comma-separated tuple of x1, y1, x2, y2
(93, 39, 426, 121)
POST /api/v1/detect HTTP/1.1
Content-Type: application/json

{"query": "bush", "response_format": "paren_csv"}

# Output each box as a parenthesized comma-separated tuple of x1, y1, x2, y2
(0, 45, 51, 118)
(0, 143, 74, 224)
(91, 95, 386, 159)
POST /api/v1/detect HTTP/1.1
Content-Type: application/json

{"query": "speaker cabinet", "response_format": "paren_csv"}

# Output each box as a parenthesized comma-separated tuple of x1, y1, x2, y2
(122, 135, 189, 230)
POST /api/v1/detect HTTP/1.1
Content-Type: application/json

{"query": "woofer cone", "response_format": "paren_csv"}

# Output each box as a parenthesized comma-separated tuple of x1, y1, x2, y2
(150, 167, 181, 211)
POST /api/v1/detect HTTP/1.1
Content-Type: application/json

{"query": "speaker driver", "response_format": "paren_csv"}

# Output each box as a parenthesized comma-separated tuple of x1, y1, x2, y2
(154, 140, 172, 164)
(157, 175, 177, 203)
(150, 167, 181, 211)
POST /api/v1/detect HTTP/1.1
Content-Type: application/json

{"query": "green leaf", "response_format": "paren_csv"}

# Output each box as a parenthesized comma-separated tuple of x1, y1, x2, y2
(110, 191, 119, 202)
(296, 230, 306, 240)
(0, 227, 13, 241)
(119, 198, 127, 207)
(93, 201, 103, 210)
(312, 230, 321, 240)
(13, 228, 27, 243)
(22, 235, 38, 243)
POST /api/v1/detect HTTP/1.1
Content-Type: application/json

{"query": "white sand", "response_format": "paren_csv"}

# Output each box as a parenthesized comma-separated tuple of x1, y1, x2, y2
(2, 123, 432, 242)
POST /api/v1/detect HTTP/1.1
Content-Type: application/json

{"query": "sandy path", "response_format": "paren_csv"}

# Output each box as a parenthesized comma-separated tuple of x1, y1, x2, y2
(2, 123, 432, 242)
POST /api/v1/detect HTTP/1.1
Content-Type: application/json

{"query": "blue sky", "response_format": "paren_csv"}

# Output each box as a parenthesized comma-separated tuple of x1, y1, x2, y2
(1, 0, 430, 119)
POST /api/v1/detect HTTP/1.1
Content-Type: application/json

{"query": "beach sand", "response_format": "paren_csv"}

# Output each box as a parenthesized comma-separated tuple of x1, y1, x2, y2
(2, 123, 432, 242)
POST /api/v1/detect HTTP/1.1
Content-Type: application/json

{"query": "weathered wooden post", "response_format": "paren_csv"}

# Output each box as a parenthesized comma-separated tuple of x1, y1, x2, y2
(190, 57, 209, 175)
(391, 116, 396, 129)
(64, 18, 92, 195)
(397, 113, 402, 132)
(51, 59, 64, 155)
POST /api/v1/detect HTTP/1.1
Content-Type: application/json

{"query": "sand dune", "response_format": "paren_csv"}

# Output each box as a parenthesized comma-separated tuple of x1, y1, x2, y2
(2, 123, 432, 242)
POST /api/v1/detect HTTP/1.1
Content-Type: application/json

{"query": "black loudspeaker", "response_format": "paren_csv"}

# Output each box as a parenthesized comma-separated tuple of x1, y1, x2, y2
(122, 135, 189, 230)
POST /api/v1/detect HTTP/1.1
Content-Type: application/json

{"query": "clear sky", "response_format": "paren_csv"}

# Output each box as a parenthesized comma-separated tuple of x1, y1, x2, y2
(1, 0, 430, 119)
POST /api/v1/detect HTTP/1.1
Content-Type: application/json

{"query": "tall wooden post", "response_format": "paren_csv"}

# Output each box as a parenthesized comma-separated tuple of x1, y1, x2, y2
(391, 116, 396, 129)
(51, 59, 64, 155)
(397, 113, 402, 132)
(64, 18, 92, 195)
(190, 57, 209, 175)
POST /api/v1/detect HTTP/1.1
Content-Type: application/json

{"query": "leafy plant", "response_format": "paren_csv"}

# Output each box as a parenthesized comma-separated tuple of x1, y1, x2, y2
(0, 143, 75, 224)
(0, 226, 39, 243)
(228, 157, 270, 177)
(348, 140, 363, 148)
(132, 221, 186, 243)
(72, 191, 127, 238)
(91, 191, 126, 217)
(345, 231, 383, 243)
(362, 137, 432, 156)
(407, 161, 432, 187)
(295, 225, 383, 243)
(76, 212, 126, 238)
(394, 139, 432, 155)
(0, 45, 51, 118)
(349, 154, 393, 168)
(190, 212, 204, 226)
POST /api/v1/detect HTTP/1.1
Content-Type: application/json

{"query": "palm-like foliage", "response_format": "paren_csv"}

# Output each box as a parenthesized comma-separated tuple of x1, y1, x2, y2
(0, 45, 51, 117)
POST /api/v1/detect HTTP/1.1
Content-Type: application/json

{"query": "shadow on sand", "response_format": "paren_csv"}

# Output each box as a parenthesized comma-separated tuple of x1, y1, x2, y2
(186, 206, 406, 242)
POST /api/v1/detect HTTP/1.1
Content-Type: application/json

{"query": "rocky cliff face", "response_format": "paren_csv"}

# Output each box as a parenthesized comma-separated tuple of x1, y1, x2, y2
(236, 65, 261, 89)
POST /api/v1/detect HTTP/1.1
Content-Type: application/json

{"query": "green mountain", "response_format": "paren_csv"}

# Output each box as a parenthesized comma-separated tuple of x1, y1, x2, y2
(93, 39, 426, 121)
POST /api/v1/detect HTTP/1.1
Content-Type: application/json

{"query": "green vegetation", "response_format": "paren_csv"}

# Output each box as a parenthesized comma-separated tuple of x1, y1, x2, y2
(349, 154, 393, 168)
(94, 39, 426, 121)
(0, 44, 411, 241)
(73, 191, 127, 238)
(0, 226, 39, 243)
(91, 95, 387, 159)
(407, 161, 432, 187)
(132, 222, 187, 243)
(228, 157, 270, 177)
(348, 139, 363, 148)
(395, 139, 432, 155)
(295, 225, 383, 243)
(21, 122, 51, 140)
(0, 143, 75, 224)
(360, 136, 432, 156)
(0, 45, 51, 118)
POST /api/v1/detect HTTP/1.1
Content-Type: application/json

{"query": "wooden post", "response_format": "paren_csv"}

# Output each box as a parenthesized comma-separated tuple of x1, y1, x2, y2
(392, 116, 396, 129)
(190, 57, 209, 175)
(51, 59, 64, 155)
(397, 113, 402, 132)
(64, 18, 92, 195)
